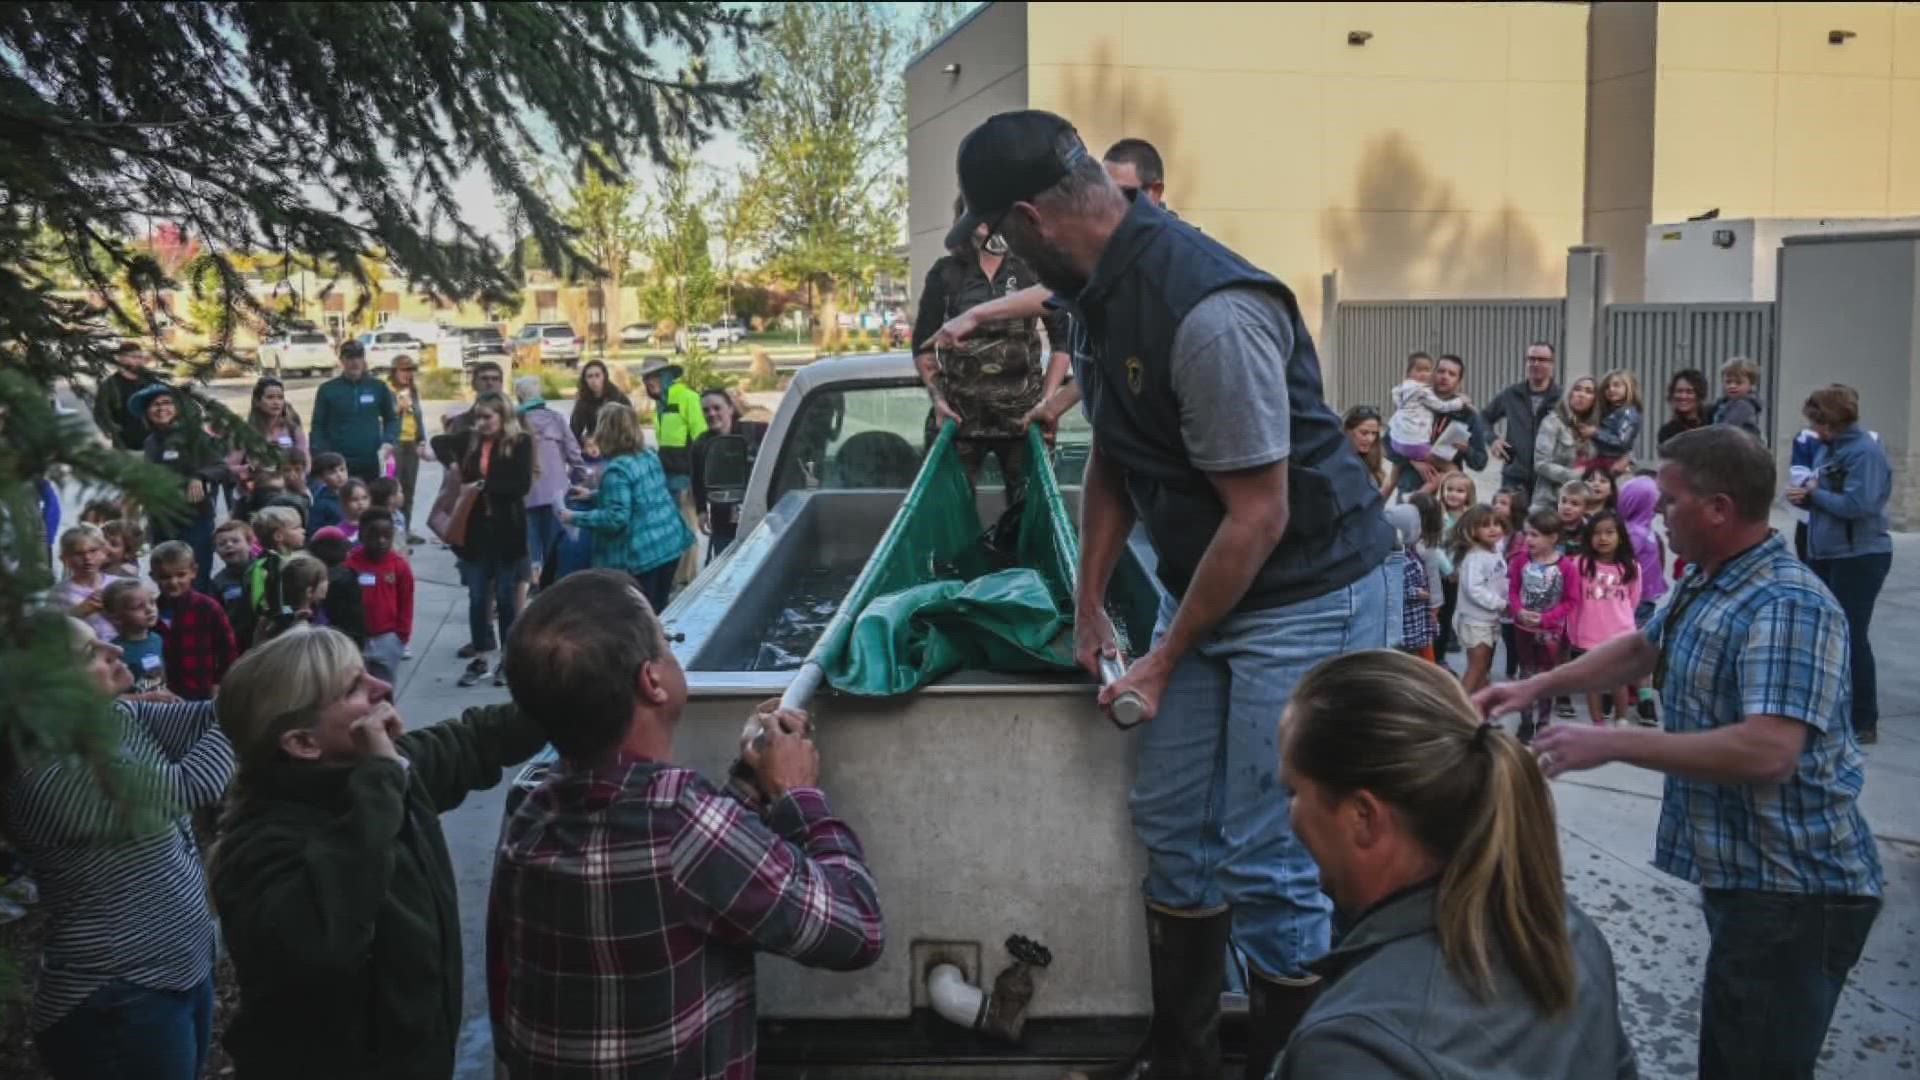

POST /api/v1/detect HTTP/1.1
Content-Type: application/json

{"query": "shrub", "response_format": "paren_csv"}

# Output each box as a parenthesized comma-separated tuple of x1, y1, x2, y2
(746, 347, 780, 392)
(419, 366, 464, 400)
(677, 349, 720, 394)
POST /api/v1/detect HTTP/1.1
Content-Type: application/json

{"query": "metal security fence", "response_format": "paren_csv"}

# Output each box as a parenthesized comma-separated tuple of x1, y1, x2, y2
(1599, 302, 1777, 458)
(1329, 299, 1565, 416)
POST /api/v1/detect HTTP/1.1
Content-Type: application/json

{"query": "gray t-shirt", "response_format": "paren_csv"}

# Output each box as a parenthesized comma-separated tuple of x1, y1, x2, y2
(1167, 287, 1293, 470)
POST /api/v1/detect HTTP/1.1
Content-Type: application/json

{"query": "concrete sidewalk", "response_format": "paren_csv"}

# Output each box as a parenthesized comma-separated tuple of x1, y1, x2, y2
(1545, 534, 1919, 1078)
(381, 435, 1916, 1077)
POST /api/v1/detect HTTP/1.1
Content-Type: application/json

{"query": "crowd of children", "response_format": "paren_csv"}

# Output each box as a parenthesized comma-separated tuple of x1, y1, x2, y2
(1393, 454, 1671, 744)
(49, 428, 417, 705)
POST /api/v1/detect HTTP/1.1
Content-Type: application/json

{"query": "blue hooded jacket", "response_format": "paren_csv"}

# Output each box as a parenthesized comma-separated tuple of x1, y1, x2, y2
(1805, 426, 1892, 560)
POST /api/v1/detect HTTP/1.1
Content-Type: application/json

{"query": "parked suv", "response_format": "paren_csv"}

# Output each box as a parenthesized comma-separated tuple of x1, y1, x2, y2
(452, 325, 509, 366)
(258, 330, 335, 377)
(512, 323, 583, 365)
(358, 330, 420, 374)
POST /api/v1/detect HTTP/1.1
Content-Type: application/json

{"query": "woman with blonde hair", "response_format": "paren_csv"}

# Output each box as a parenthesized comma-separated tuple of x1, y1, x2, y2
(452, 392, 533, 687)
(1531, 375, 1598, 512)
(559, 401, 692, 612)
(1274, 650, 1635, 1079)
(210, 625, 544, 1080)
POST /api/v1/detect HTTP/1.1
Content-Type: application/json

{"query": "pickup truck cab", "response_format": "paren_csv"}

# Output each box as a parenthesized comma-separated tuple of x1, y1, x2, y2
(501, 354, 1173, 1076)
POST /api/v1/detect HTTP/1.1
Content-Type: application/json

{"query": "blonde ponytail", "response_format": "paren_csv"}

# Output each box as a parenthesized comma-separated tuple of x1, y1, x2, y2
(1435, 722, 1574, 1013)
(1286, 650, 1576, 1014)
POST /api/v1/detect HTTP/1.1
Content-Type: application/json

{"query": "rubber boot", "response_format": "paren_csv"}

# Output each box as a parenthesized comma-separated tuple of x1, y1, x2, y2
(1242, 970, 1321, 1080)
(1064, 906, 1230, 1080)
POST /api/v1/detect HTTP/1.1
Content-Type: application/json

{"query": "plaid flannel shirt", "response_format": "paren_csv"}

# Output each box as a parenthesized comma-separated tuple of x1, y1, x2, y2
(1399, 547, 1436, 649)
(157, 589, 237, 700)
(492, 757, 884, 1079)
(1643, 532, 1882, 896)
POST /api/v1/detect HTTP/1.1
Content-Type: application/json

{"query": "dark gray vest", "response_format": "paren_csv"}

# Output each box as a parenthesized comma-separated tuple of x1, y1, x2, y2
(1064, 197, 1390, 612)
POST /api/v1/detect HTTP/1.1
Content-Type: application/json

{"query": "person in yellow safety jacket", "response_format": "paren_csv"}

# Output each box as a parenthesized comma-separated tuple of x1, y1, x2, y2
(639, 357, 709, 587)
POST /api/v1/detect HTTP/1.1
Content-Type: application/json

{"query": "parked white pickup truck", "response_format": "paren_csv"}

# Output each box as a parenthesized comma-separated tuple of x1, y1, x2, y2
(500, 354, 1190, 1076)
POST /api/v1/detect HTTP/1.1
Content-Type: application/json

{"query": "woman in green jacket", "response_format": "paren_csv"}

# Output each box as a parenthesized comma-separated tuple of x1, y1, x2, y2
(209, 626, 546, 1080)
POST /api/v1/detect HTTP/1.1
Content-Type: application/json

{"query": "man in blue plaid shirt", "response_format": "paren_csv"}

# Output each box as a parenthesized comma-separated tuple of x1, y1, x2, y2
(1475, 426, 1882, 1080)
(492, 570, 885, 1079)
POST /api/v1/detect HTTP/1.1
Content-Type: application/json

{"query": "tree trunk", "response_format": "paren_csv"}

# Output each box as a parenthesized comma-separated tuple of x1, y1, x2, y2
(600, 264, 619, 358)
(816, 276, 840, 349)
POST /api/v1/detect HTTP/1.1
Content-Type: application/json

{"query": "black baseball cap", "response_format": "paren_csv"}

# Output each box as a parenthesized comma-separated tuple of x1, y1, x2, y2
(949, 110, 1090, 248)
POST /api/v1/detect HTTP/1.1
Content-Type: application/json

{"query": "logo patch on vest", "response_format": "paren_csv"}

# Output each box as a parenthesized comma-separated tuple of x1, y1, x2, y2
(1125, 356, 1144, 395)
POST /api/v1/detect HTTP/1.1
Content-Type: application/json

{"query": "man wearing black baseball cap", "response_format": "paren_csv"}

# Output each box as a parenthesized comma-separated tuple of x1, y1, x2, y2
(955, 110, 1395, 1080)
(935, 135, 1175, 442)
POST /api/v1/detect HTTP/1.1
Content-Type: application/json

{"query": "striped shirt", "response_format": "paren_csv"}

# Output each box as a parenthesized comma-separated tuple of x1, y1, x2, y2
(1643, 532, 1883, 896)
(3, 699, 235, 1030)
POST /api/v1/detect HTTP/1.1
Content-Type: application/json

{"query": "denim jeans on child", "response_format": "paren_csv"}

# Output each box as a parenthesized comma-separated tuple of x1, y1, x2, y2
(1129, 562, 1391, 979)
(36, 976, 213, 1080)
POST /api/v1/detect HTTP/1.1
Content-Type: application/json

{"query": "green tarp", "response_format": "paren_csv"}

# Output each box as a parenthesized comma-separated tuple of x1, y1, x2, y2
(816, 423, 1083, 696)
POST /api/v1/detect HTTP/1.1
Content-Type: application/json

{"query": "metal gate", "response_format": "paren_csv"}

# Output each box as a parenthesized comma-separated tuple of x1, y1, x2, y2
(1330, 300, 1565, 416)
(1600, 302, 1777, 458)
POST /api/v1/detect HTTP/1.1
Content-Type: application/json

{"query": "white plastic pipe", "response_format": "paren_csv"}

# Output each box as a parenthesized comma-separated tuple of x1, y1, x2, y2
(927, 963, 985, 1031)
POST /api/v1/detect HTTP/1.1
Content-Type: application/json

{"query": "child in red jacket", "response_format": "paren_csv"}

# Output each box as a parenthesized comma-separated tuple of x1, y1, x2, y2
(344, 508, 414, 681)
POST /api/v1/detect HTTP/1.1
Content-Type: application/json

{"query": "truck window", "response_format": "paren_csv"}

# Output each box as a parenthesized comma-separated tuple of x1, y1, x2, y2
(768, 383, 1096, 504)
(770, 386, 927, 502)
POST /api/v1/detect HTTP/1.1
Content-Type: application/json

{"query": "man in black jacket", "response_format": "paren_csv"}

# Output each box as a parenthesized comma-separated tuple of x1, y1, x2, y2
(1479, 342, 1562, 496)
(92, 342, 166, 451)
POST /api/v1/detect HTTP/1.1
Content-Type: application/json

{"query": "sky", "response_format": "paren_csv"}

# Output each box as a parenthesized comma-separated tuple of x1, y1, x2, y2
(450, 1, 960, 244)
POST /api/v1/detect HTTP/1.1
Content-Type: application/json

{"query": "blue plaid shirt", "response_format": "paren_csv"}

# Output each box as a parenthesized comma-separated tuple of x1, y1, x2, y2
(572, 450, 694, 575)
(1642, 532, 1882, 896)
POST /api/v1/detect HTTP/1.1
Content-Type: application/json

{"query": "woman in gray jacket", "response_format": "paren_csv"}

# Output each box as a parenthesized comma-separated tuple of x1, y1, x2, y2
(1275, 650, 1637, 1080)
(1531, 375, 1598, 512)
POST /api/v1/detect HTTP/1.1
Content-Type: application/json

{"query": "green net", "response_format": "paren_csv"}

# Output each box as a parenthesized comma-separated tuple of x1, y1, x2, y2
(816, 423, 1082, 696)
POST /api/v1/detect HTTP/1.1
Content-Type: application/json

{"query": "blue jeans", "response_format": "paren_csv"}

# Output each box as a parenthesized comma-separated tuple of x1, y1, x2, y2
(1698, 889, 1881, 1080)
(460, 555, 523, 654)
(1130, 562, 1392, 979)
(36, 976, 214, 1080)
(1810, 553, 1891, 737)
(526, 505, 564, 571)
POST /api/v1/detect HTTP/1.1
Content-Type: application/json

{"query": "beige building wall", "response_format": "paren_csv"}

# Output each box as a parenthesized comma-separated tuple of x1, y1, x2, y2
(1586, 1, 1659, 301)
(1595, 2, 1920, 299)
(908, 2, 1590, 331)
(906, 1, 1030, 307)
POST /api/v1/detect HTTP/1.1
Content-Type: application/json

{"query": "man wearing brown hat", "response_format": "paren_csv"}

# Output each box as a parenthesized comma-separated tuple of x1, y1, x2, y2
(951, 111, 1393, 1080)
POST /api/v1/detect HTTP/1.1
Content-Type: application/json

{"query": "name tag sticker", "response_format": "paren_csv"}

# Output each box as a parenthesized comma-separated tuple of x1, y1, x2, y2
(360, 394, 375, 405)
(358, 573, 377, 587)
(223, 586, 242, 601)
(275, 434, 294, 447)
(140, 653, 161, 671)
(162, 449, 180, 461)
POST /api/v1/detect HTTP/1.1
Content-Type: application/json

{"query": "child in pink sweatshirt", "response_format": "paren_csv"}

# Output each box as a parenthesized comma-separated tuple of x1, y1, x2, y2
(1565, 510, 1643, 727)
(1507, 509, 1578, 743)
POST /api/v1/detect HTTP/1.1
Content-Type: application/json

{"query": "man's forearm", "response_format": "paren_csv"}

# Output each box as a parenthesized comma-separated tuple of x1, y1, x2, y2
(1076, 442, 1134, 612)
(1596, 723, 1799, 786)
(914, 352, 942, 396)
(968, 285, 1051, 327)
(1042, 351, 1071, 398)
(1154, 507, 1285, 663)
(1528, 633, 1658, 699)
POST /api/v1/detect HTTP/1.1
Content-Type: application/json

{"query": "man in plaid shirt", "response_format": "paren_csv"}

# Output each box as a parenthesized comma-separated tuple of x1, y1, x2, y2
(493, 570, 885, 1079)
(150, 541, 237, 699)
(1475, 427, 1882, 1079)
